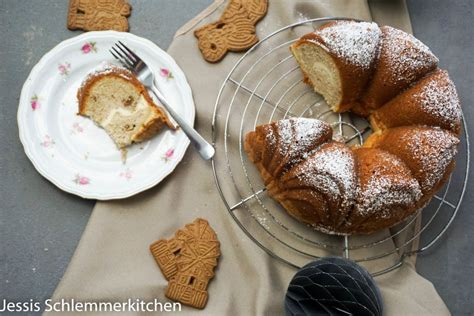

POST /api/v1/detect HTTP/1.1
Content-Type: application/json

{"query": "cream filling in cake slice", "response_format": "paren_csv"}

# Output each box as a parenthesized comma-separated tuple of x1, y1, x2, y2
(290, 44, 342, 111)
(78, 68, 174, 149)
(96, 94, 152, 147)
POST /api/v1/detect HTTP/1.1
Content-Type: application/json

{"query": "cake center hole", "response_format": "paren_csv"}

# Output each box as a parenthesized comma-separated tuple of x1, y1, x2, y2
(330, 119, 367, 146)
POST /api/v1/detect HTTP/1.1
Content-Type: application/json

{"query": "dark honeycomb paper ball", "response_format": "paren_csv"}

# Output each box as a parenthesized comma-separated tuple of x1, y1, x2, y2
(285, 257, 383, 316)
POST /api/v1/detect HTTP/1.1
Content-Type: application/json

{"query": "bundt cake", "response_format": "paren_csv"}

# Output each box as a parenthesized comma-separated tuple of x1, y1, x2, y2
(244, 21, 462, 234)
(351, 148, 422, 234)
(359, 25, 439, 112)
(364, 126, 459, 206)
(78, 66, 175, 148)
(370, 69, 462, 135)
(273, 141, 357, 231)
(245, 118, 333, 183)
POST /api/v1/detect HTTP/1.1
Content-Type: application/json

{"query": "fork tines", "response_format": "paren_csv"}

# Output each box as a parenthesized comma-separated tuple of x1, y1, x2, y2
(110, 41, 140, 70)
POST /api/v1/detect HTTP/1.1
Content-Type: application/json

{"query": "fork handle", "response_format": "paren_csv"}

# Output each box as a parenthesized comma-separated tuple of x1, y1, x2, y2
(150, 85, 215, 160)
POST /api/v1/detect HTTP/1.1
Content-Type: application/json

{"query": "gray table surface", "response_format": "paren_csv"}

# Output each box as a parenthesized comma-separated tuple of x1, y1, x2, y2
(1, 0, 472, 315)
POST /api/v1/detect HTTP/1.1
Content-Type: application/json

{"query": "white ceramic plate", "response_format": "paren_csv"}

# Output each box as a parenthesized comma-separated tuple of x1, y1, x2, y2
(18, 31, 194, 200)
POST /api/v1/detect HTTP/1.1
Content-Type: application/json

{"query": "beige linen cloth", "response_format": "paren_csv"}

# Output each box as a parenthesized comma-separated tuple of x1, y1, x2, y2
(48, 1, 450, 315)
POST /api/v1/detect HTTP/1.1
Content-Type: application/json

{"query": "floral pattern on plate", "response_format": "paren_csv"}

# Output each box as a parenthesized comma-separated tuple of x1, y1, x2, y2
(81, 41, 97, 54)
(162, 148, 174, 162)
(71, 122, 84, 134)
(58, 62, 71, 76)
(18, 31, 194, 199)
(119, 168, 133, 181)
(40, 135, 55, 148)
(160, 68, 174, 80)
(31, 94, 40, 110)
(73, 174, 90, 185)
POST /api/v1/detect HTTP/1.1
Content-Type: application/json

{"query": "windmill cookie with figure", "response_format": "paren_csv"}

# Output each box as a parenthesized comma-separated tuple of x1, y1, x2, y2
(166, 219, 220, 309)
(194, 0, 268, 63)
(150, 218, 217, 281)
(67, 0, 132, 32)
(150, 218, 221, 309)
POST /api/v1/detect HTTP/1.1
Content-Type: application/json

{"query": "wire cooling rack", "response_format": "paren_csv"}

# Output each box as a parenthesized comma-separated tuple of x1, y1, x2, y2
(210, 17, 470, 276)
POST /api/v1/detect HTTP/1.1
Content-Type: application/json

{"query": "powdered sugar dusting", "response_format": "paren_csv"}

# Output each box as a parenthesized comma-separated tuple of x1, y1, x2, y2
(90, 62, 132, 78)
(402, 127, 459, 192)
(414, 71, 461, 130)
(268, 118, 331, 166)
(357, 154, 422, 217)
(381, 26, 438, 84)
(79, 63, 133, 92)
(287, 118, 330, 156)
(295, 143, 356, 208)
(275, 119, 292, 158)
(264, 125, 276, 147)
(318, 21, 381, 68)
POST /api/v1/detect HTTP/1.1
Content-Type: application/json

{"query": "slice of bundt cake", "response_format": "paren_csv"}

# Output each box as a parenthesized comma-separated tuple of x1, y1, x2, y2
(364, 126, 459, 205)
(370, 69, 462, 135)
(271, 141, 358, 232)
(244, 119, 357, 232)
(244, 118, 333, 183)
(290, 21, 381, 113)
(349, 148, 422, 234)
(78, 67, 175, 148)
(360, 26, 439, 111)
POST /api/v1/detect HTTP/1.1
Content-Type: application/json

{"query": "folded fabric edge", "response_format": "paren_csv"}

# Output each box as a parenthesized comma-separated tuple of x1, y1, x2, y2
(174, 0, 226, 38)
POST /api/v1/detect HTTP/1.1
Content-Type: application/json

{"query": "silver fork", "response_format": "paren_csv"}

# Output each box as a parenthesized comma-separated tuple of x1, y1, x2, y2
(110, 41, 215, 160)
